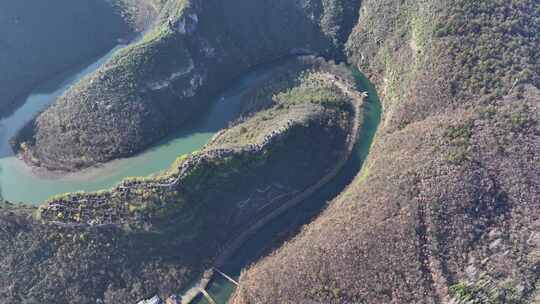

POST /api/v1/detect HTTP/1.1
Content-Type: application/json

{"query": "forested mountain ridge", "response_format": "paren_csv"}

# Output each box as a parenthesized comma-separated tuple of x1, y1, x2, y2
(13, 0, 359, 171)
(0, 57, 362, 303)
(0, 0, 537, 303)
(232, 0, 540, 303)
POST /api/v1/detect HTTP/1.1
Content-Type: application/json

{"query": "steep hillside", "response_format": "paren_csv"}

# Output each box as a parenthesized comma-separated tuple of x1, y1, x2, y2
(232, 1, 540, 303)
(0, 0, 155, 118)
(0, 63, 360, 303)
(14, 0, 360, 171)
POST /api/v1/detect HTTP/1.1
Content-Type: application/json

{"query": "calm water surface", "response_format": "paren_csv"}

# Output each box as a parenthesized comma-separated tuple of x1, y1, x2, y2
(191, 68, 382, 304)
(2, 50, 382, 304)
(0, 47, 278, 204)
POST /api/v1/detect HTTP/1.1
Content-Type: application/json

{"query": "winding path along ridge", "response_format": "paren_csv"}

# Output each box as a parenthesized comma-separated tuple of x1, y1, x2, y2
(180, 72, 368, 304)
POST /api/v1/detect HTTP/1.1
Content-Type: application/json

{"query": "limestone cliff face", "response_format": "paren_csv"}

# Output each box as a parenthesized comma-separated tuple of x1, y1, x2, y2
(232, 0, 540, 303)
(0, 0, 139, 118)
(16, 0, 360, 171)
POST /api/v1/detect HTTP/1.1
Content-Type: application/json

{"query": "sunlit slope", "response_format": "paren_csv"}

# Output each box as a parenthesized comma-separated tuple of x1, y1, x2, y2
(232, 1, 540, 303)
(15, 0, 360, 171)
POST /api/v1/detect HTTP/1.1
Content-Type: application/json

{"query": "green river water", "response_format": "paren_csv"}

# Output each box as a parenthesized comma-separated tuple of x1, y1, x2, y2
(0, 47, 279, 204)
(190, 69, 382, 304)
(0, 45, 381, 303)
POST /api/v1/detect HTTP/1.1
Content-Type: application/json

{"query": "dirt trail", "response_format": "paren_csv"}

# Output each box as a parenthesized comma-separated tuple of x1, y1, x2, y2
(180, 73, 367, 304)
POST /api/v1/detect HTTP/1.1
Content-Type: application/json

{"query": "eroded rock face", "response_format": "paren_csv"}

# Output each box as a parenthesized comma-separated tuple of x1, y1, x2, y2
(15, 0, 360, 171)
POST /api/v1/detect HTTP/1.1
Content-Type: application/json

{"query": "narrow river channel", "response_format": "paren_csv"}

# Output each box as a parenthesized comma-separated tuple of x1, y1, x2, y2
(189, 69, 382, 304)
(1, 43, 381, 304)
(0, 48, 283, 204)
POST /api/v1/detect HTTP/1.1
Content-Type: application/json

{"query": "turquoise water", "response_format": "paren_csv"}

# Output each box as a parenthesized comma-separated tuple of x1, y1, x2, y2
(1, 48, 382, 303)
(191, 67, 382, 304)
(0, 48, 277, 205)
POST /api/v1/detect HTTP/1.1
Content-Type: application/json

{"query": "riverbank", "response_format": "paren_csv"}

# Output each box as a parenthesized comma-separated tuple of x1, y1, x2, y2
(231, 1, 540, 303)
(0, 60, 361, 303)
(16, 0, 359, 171)
(186, 66, 382, 304)
(0, 57, 303, 204)
(177, 72, 367, 304)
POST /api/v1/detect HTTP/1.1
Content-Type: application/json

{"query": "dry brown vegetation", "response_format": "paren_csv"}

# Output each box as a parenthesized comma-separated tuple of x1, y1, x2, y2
(1, 0, 538, 303)
(232, 0, 539, 303)
(0, 62, 356, 303)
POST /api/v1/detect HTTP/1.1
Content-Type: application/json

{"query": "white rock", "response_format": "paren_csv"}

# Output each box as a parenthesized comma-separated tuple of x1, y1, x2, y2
(527, 231, 540, 247)
(489, 238, 503, 251)
(137, 295, 162, 304)
(465, 264, 477, 281)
